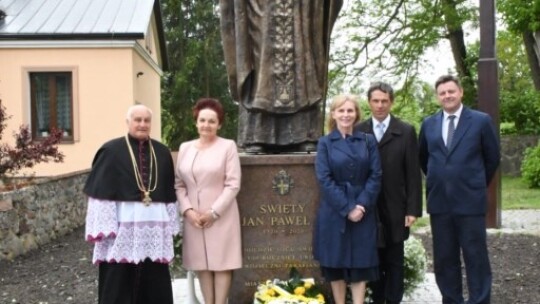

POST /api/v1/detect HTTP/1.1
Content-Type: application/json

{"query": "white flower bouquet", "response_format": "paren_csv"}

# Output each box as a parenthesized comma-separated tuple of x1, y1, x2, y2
(403, 235, 427, 296)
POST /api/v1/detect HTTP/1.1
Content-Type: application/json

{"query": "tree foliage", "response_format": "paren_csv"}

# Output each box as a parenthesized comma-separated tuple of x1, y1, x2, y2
(158, 1, 540, 138)
(329, 0, 540, 135)
(498, 0, 540, 32)
(467, 30, 540, 135)
(330, 0, 478, 105)
(161, 0, 237, 150)
(498, 0, 540, 90)
(392, 78, 439, 129)
(500, 89, 540, 135)
(495, 31, 534, 92)
(0, 104, 64, 178)
(496, 30, 540, 135)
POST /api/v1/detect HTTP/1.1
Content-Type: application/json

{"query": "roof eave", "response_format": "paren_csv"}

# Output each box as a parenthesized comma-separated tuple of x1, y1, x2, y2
(0, 33, 145, 40)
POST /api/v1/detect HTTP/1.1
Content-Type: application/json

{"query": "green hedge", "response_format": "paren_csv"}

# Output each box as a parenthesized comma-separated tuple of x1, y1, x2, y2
(521, 144, 540, 188)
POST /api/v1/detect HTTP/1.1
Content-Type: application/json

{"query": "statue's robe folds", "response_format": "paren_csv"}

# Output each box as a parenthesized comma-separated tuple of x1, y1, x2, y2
(220, 0, 343, 151)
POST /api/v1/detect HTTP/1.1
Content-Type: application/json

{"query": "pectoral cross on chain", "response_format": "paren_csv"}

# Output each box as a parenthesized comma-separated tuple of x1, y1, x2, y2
(143, 191, 152, 206)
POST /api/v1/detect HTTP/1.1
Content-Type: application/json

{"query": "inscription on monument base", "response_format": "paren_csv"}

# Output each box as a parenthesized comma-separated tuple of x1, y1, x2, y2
(230, 154, 323, 303)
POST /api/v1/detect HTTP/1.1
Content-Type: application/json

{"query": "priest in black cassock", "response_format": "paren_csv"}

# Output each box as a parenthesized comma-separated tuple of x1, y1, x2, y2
(84, 104, 180, 304)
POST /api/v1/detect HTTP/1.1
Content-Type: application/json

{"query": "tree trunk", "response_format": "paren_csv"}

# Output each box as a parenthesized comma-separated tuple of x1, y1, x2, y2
(442, 0, 477, 106)
(523, 31, 540, 91)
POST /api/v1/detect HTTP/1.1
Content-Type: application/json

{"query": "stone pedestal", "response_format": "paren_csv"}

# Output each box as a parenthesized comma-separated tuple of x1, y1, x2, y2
(230, 154, 323, 303)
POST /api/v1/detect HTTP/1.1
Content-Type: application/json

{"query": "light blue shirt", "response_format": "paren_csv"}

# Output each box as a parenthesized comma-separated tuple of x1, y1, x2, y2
(372, 115, 391, 141)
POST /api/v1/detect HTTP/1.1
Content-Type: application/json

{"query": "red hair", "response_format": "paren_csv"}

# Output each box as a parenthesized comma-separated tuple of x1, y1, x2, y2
(192, 98, 225, 124)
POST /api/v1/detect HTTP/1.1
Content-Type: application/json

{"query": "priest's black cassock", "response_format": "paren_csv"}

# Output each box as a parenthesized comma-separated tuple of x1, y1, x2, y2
(84, 134, 179, 304)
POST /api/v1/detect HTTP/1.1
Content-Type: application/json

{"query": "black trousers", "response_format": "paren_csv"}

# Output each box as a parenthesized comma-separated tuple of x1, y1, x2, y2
(98, 259, 173, 304)
(369, 241, 405, 304)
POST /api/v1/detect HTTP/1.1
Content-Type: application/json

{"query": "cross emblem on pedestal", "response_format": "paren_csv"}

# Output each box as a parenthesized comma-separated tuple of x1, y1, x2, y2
(272, 169, 294, 195)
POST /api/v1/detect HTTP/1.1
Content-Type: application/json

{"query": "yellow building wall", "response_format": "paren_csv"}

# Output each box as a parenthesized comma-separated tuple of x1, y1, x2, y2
(0, 46, 162, 177)
(133, 50, 162, 140)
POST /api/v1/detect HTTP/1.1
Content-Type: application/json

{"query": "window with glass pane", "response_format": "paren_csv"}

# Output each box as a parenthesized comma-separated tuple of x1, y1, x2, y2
(30, 72, 73, 139)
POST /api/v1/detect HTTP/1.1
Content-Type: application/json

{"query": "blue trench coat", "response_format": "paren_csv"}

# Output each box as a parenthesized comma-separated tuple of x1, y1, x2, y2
(313, 130, 382, 268)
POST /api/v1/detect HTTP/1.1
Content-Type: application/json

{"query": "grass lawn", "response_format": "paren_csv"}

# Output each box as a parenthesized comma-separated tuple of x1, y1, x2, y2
(413, 175, 540, 230)
(501, 175, 540, 209)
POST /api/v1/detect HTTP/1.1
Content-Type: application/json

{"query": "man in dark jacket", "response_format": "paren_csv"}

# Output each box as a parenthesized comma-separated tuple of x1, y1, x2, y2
(419, 75, 499, 304)
(356, 82, 423, 304)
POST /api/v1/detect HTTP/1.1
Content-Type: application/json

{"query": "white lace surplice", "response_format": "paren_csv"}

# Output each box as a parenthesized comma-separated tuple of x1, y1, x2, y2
(85, 197, 180, 264)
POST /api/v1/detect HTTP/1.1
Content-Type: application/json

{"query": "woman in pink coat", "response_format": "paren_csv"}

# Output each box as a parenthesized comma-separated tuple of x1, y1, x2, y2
(175, 98, 242, 304)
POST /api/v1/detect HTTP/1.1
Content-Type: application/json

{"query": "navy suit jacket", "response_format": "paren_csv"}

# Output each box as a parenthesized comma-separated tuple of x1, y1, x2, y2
(419, 107, 500, 215)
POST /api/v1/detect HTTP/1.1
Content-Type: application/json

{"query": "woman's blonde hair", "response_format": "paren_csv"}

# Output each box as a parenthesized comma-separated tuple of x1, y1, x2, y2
(326, 94, 362, 133)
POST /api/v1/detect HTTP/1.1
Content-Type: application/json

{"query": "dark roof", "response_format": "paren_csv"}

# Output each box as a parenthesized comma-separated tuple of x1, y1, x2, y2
(0, 0, 168, 69)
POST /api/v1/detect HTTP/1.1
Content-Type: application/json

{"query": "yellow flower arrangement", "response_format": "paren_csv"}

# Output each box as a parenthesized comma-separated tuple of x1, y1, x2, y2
(253, 268, 326, 304)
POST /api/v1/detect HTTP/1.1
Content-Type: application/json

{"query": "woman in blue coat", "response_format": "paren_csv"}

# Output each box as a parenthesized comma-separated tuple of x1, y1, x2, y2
(314, 94, 382, 304)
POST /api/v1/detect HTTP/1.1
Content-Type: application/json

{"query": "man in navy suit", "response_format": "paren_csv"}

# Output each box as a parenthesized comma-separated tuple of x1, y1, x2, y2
(419, 75, 500, 304)
(357, 82, 422, 304)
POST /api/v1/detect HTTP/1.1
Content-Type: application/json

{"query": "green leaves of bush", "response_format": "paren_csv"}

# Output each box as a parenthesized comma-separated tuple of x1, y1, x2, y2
(521, 144, 540, 188)
(500, 90, 540, 135)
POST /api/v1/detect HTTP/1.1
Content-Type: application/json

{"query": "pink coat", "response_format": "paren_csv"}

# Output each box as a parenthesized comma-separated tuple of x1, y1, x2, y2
(175, 137, 242, 271)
